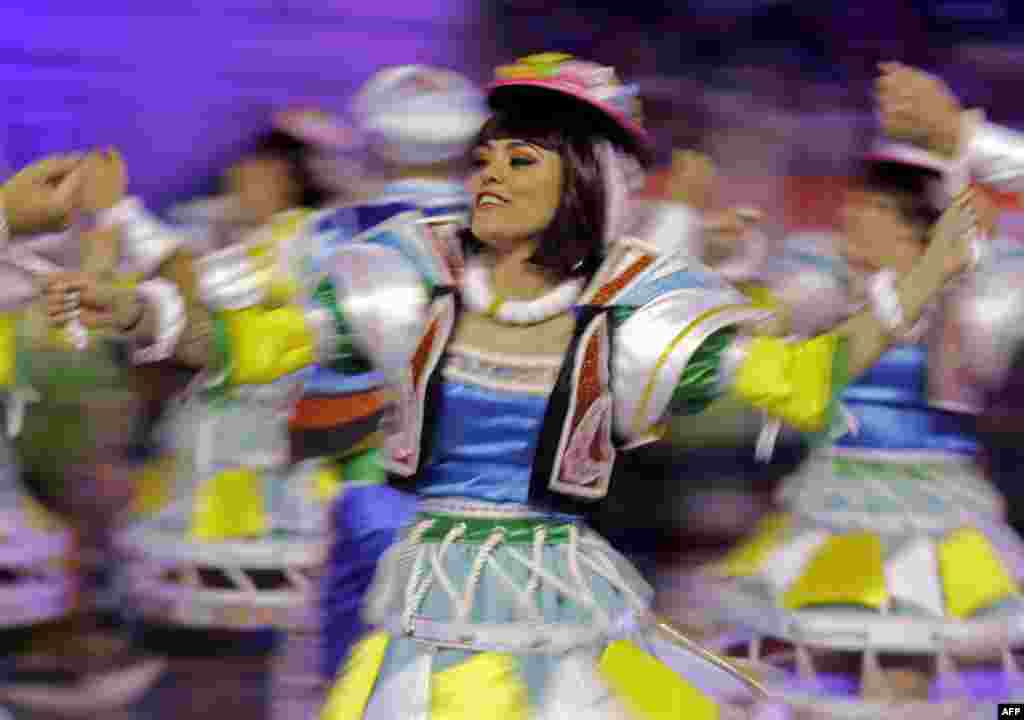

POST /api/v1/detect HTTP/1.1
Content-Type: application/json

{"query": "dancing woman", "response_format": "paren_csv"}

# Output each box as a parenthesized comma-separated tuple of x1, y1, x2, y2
(199, 54, 978, 718)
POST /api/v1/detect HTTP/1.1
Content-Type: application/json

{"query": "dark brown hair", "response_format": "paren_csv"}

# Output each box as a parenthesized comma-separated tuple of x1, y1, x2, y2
(462, 87, 641, 280)
(248, 129, 330, 209)
(857, 160, 943, 239)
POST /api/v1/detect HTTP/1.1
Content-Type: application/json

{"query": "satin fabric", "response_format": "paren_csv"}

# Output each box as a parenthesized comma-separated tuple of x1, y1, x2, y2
(416, 381, 550, 507)
(835, 345, 977, 455)
(319, 183, 467, 678)
(321, 378, 573, 680)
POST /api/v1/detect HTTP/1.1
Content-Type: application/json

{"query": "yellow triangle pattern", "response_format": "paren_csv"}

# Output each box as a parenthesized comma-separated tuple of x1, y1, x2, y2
(939, 528, 1019, 619)
(599, 639, 720, 720)
(430, 652, 529, 720)
(189, 466, 268, 540)
(712, 512, 790, 578)
(319, 631, 391, 720)
(782, 532, 888, 611)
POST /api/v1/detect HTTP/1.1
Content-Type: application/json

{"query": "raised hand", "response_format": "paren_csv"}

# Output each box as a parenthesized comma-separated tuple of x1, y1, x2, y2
(1, 154, 85, 235)
(876, 62, 963, 158)
(929, 190, 984, 279)
(78, 148, 127, 214)
(43, 271, 140, 331)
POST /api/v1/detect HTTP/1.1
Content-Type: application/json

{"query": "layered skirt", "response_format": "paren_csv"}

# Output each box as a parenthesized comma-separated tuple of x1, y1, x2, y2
(321, 498, 777, 720)
(704, 448, 1024, 718)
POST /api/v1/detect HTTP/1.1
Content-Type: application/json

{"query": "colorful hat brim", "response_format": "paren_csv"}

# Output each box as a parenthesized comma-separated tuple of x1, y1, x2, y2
(488, 79, 653, 163)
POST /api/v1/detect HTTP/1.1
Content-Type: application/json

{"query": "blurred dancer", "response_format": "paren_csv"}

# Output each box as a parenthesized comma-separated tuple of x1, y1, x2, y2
(700, 67, 1024, 714)
(313, 65, 488, 681)
(109, 66, 488, 684)
(186, 52, 977, 718)
(0, 150, 173, 714)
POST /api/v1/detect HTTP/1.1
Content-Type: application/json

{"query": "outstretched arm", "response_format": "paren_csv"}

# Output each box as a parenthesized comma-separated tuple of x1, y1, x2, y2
(627, 193, 978, 440)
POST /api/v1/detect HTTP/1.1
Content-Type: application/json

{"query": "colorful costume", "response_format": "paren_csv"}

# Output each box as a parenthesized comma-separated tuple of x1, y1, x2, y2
(0, 201, 187, 632)
(114, 203, 349, 631)
(115, 74, 479, 636)
(0, 203, 181, 712)
(704, 133, 1024, 716)
(312, 65, 488, 679)
(277, 55, 872, 719)
(318, 181, 470, 679)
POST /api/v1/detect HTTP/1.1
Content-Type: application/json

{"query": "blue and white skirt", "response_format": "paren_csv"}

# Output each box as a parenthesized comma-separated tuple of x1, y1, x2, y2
(320, 498, 778, 719)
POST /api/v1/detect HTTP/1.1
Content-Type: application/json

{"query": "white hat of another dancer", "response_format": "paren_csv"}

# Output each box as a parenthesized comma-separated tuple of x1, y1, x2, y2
(350, 65, 488, 166)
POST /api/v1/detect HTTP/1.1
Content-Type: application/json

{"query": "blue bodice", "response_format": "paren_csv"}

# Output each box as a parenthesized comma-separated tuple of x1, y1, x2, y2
(834, 345, 977, 455)
(416, 380, 549, 505)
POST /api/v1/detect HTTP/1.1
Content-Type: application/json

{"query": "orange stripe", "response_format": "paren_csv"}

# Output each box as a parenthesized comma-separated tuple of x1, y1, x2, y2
(289, 389, 388, 430)
(591, 255, 655, 306)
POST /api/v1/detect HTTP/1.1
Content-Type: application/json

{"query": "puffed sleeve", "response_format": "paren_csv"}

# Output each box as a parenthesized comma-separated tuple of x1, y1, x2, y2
(612, 280, 849, 445)
(105, 197, 186, 276)
(197, 207, 430, 386)
(959, 111, 1024, 193)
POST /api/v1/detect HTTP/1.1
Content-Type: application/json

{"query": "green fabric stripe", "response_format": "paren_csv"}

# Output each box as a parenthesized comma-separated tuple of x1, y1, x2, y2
(668, 326, 737, 417)
(419, 513, 576, 544)
(312, 278, 372, 374)
(202, 313, 232, 402)
(340, 448, 386, 486)
(811, 334, 850, 449)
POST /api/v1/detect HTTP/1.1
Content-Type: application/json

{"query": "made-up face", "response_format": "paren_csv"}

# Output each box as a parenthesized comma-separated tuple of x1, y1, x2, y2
(841, 188, 926, 279)
(466, 138, 563, 253)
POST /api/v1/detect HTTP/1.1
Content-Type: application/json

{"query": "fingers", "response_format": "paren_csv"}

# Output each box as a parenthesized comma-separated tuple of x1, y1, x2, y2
(22, 153, 85, 184)
(79, 307, 116, 329)
(53, 164, 86, 211)
(46, 285, 82, 324)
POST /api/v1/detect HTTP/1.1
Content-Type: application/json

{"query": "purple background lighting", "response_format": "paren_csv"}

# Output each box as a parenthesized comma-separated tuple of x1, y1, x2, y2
(0, 1, 491, 210)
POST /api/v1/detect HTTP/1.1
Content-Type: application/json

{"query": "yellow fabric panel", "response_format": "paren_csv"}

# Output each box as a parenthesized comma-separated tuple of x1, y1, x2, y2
(732, 333, 843, 433)
(939, 528, 1019, 619)
(0, 312, 15, 388)
(189, 466, 268, 541)
(782, 532, 889, 611)
(223, 306, 315, 385)
(600, 639, 719, 720)
(712, 513, 791, 578)
(431, 652, 530, 720)
(130, 455, 177, 516)
(733, 283, 778, 310)
(313, 463, 344, 503)
(320, 631, 391, 720)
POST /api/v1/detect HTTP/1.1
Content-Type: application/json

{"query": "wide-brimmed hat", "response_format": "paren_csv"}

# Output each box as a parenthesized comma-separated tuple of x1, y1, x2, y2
(488, 53, 652, 163)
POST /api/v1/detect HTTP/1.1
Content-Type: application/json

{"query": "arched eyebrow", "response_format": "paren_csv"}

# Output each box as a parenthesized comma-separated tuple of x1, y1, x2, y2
(477, 139, 544, 153)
